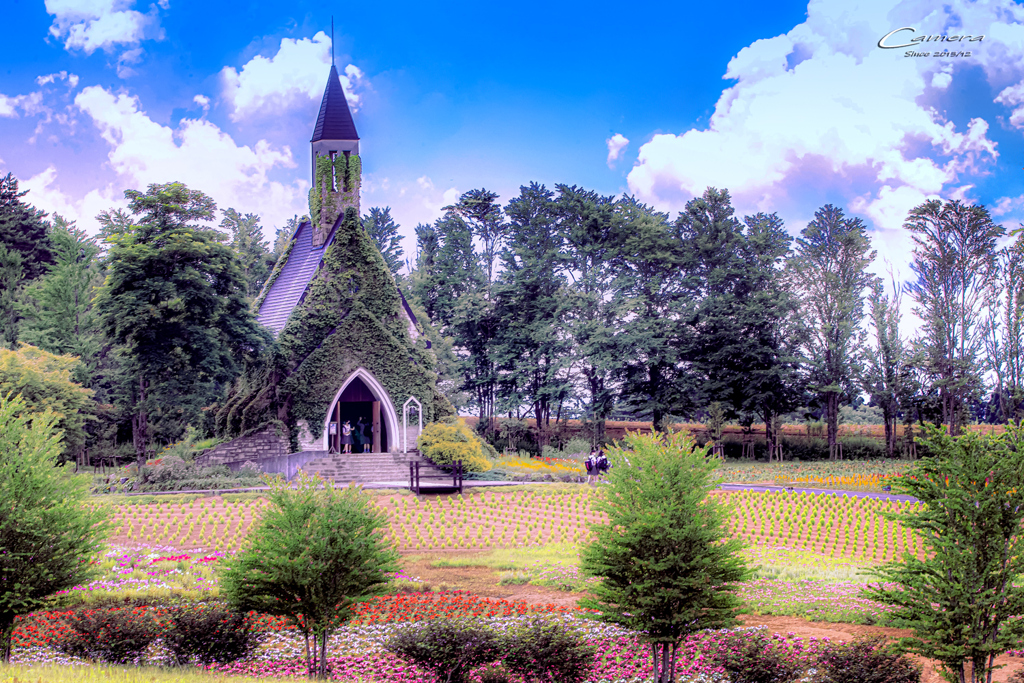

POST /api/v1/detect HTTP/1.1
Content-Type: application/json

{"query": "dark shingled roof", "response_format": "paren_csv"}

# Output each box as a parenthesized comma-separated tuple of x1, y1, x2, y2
(257, 220, 335, 335)
(311, 64, 359, 142)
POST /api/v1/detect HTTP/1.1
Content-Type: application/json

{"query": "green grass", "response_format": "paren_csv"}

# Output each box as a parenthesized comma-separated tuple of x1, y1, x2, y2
(420, 542, 580, 570)
(741, 546, 875, 583)
(0, 663, 294, 683)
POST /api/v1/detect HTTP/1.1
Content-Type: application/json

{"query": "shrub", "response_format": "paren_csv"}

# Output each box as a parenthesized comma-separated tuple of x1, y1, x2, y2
(418, 420, 492, 472)
(500, 617, 595, 683)
(814, 636, 920, 683)
(163, 603, 262, 665)
(384, 618, 501, 683)
(54, 606, 161, 664)
(562, 437, 593, 457)
(221, 473, 400, 679)
(708, 629, 805, 683)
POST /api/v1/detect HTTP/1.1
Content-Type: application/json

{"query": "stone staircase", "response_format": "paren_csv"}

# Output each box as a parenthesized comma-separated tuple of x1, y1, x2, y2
(297, 450, 448, 484)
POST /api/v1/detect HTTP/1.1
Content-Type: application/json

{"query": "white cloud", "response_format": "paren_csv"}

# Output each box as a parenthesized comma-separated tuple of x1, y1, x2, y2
(45, 0, 160, 55)
(73, 85, 309, 233)
(0, 91, 47, 119)
(35, 71, 80, 88)
(193, 94, 210, 114)
(625, 0, 1024, 294)
(221, 32, 367, 122)
(20, 166, 124, 230)
(606, 133, 629, 168)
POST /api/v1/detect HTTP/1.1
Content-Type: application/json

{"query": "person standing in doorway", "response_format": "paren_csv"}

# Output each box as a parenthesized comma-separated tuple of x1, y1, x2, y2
(356, 417, 368, 453)
(341, 420, 353, 454)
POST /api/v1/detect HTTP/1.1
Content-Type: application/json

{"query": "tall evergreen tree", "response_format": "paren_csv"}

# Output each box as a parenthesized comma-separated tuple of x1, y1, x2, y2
(96, 182, 270, 462)
(905, 199, 1002, 435)
(983, 233, 1024, 423)
(219, 209, 274, 300)
(0, 173, 52, 280)
(495, 183, 571, 437)
(614, 197, 688, 431)
(863, 279, 906, 457)
(555, 185, 624, 439)
(446, 189, 505, 296)
(740, 212, 805, 459)
(0, 174, 52, 346)
(361, 206, 404, 277)
(789, 204, 876, 459)
(675, 187, 756, 416)
(407, 222, 441, 322)
(18, 216, 104, 380)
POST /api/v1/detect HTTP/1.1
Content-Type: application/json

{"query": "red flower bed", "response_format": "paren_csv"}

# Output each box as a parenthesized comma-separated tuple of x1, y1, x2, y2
(11, 592, 578, 648)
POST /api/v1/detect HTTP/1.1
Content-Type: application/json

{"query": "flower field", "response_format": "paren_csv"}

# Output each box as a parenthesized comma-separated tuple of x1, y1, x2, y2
(103, 485, 923, 566)
(8, 592, 848, 683)
(716, 460, 914, 489)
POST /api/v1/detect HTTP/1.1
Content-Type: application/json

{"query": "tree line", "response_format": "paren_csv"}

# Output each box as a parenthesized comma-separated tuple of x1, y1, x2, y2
(0, 169, 1017, 461)
(403, 184, 1018, 459)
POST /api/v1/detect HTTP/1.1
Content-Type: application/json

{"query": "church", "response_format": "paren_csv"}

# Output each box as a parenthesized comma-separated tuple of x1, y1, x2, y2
(204, 64, 452, 470)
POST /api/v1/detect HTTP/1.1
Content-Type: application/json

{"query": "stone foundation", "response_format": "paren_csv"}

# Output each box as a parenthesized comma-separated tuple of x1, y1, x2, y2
(197, 425, 292, 467)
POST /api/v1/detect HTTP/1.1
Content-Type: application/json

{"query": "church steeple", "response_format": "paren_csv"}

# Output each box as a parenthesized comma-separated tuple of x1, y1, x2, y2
(308, 65, 361, 248)
(310, 64, 360, 182)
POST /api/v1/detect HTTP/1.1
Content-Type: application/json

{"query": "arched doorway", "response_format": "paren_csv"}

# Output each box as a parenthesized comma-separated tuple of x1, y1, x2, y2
(322, 369, 399, 453)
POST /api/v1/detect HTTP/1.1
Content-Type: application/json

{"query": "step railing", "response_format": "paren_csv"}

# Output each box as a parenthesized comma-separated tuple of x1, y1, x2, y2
(409, 460, 463, 494)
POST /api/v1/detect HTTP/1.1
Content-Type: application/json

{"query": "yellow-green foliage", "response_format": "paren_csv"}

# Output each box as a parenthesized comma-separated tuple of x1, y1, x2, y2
(0, 344, 94, 458)
(418, 420, 492, 472)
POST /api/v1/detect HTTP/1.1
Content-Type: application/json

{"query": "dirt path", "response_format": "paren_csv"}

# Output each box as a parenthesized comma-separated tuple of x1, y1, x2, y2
(740, 614, 1022, 683)
(400, 553, 582, 607)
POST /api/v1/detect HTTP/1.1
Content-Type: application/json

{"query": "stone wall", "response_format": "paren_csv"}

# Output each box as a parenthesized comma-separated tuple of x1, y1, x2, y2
(197, 425, 292, 467)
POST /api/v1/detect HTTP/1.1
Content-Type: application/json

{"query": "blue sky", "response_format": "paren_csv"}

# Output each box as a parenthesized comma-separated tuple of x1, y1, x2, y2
(2, 0, 1024, 292)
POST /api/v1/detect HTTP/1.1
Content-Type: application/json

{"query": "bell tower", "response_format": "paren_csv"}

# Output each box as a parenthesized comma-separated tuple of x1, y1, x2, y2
(309, 64, 361, 246)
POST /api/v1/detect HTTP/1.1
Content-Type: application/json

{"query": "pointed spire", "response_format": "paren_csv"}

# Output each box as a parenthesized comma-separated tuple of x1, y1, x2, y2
(311, 65, 359, 143)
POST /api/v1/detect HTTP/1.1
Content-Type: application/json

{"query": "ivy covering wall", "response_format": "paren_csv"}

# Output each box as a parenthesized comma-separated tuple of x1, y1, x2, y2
(217, 160, 453, 452)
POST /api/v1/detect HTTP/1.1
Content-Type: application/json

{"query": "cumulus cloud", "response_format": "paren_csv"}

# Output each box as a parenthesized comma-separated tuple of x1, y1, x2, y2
(72, 85, 309, 232)
(20, 166, 124, 228)
(606, 133, 629, 168)
(45, 0, 161, 55)
(221, 31, 367, 122)
(625, 0, 1024, 285)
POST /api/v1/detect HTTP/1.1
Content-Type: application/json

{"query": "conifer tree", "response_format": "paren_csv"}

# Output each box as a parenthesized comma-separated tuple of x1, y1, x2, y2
(219, 208, 274, 300)
(905, 199, 1001, 435)
(221, 474, 400, 679)
(0, 393, 109, 662)
(580, 430, 749, 683)
(19, 216, 104, 375)
(866, 425, 1024, 683)
(789, 204, 876, 459)
(361, 206, 404, 277)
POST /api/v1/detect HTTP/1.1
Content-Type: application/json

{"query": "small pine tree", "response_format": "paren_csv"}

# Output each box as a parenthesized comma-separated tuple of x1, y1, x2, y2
(220, 473, 401, 679)
(579, 430, 750, 683)
(865, 424, 1024, 683)
(0, 393, 109, 662)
